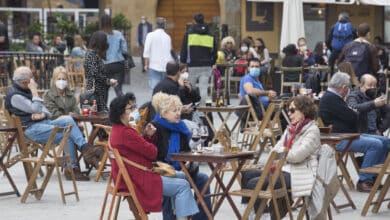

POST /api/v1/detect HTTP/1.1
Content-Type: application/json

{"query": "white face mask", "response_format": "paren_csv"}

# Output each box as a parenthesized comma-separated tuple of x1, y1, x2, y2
(241, 46, 248, 53)
(129, 109, 140, 123)
(180, 72, 189, 80)
(299, 46, 307, 52)
(55, 80, 68, 90)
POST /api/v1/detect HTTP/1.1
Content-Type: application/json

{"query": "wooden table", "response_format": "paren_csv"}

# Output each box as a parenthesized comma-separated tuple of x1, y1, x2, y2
(171, 150, 255, 220)
(197, 105, 250, 146)
(72, 113, 110, 144)
(0, 125, 20, 197)
(320, 133, 360, 213)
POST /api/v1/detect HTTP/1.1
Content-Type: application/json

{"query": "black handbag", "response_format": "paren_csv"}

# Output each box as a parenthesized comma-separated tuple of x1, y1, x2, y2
(123, 53, 136, 69)
(80, 90, 95, 107)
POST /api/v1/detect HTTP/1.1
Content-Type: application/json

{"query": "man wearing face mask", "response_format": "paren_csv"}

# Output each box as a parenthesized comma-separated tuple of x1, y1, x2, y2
(319, 72, 389, 192)
(239, 58, 277, 109)
(346, 74, 390, 135)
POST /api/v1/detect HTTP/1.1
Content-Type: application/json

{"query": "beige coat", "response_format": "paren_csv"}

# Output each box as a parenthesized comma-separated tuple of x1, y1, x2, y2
(273, 120, 321, 198)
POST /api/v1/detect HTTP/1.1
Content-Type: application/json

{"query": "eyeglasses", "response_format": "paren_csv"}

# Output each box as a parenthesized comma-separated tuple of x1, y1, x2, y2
(288, 107, 296, 114)
(125, 104, 137, 111)
(226, 42, 233, 44)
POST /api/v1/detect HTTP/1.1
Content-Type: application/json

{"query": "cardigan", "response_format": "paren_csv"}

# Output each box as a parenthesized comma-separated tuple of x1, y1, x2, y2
(273, 120, 320, 198)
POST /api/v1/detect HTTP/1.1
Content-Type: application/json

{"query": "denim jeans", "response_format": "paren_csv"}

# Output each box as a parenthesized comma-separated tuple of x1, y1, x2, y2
(24, 116, 87, 168)
(336, 133, 388, 182)
(161, 172, 199, 218)
(162, 172, 212, 220)
(148, 68, 165, 93)
(188, 66, 212, 105)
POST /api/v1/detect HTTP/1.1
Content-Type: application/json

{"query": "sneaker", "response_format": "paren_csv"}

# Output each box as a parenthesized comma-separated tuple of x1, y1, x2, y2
(64, 167, 90, 181)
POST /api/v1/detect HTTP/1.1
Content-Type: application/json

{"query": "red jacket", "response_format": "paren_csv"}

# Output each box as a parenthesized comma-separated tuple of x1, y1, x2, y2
(110, 124, 162, 212)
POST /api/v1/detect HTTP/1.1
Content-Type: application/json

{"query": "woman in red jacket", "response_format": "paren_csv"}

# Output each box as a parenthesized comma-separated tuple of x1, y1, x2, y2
(109, 93, 198, 219)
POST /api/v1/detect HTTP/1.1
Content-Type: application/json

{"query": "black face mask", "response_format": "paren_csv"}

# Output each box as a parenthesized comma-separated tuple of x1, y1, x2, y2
(365, 88, 377, 100)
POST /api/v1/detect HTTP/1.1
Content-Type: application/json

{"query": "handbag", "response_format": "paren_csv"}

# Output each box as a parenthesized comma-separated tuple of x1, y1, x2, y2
(80, 90, 95, 107)
(123, 53, 136, 69)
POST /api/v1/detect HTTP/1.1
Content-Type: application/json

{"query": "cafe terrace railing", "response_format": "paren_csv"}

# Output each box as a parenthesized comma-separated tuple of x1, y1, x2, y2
(0, 52, 64, 91)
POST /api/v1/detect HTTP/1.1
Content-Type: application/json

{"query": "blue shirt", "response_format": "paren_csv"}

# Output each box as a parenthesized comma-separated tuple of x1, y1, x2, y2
(104, 30, 128, 64)
(239, 74, 269, 107)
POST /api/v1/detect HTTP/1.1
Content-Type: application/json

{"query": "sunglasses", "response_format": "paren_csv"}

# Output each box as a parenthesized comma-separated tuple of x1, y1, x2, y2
(288, 107, 296, 114)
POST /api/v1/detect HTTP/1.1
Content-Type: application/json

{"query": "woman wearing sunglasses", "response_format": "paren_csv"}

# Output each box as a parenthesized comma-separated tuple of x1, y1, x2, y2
(241, 95, 321, 219)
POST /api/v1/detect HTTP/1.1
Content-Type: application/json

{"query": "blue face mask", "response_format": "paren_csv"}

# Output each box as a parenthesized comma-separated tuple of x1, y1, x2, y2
(249, 68, 260, 77)
(129, 109, 140, 123)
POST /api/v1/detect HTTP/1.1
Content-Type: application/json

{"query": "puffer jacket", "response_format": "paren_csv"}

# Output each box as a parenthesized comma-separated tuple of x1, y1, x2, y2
(273, 120, 320, 198)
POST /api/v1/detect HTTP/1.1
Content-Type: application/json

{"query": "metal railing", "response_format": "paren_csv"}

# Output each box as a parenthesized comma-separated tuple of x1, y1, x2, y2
(0, 52, 64, 91)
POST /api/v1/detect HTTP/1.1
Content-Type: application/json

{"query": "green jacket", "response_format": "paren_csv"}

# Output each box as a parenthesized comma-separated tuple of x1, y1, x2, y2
(43, 88, 80, 119)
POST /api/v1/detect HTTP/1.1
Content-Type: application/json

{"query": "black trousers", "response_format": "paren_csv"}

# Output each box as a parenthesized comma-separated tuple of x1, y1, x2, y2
(328, 50, 342, 75)
(104, 62, 125, 97)
(241, 170, 291, 215)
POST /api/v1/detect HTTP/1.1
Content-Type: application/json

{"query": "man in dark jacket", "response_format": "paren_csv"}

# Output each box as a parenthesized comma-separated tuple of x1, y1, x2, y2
(346, 74, 390, 134)
(180, 12, 217, 105)
(338, 23, 379, 80)
(136, 16, 152, 72)
(153, 61, 199, 120)
(319, 72, 388, 192)
(326, 12, 357, 75)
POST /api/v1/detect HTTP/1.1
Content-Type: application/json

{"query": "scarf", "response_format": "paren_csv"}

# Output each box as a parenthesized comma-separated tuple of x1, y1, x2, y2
(284, 118, 312, 149)
(154, 114, 192, 170)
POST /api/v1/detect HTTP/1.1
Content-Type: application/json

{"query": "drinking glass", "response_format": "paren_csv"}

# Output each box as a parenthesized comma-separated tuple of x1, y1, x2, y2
(191, 128, 201, 152)
(291, 84, 299, 97)
(230, 132, 240, 153)
(199, 125, 209, 149)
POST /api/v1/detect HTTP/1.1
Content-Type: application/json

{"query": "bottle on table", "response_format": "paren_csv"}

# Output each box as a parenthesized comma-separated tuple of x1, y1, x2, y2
(90, 100, 97, 116)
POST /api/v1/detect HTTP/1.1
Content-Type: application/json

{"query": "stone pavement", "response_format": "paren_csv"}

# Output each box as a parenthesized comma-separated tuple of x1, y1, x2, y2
(0, 57, 389, 219)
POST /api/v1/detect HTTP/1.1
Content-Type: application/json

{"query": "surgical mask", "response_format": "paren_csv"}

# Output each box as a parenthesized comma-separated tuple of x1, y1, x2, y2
(129, 109, 140, 123)
(141, 19, 146, 24)
(365, 88, 377, 100)
(249, 68, 260, 77)
(55, 80, 68, 90)
(241, 46, 248, 53)
(180, 72, 189, 80)
(299, 46, 307, 52)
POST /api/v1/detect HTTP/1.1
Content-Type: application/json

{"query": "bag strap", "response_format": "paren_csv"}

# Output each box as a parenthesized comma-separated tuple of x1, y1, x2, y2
(108, 136, 154, 173)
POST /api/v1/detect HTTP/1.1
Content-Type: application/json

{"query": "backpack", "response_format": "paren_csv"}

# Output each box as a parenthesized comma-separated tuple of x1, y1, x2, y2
(331, 22, 353, 51)
(344, 41, 370, 78)
(234, 58, 248, 76)
(305, 71, 321, 94)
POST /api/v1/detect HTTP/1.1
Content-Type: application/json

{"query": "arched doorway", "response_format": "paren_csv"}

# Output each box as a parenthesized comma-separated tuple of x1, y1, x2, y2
(156, 0, 220, 52)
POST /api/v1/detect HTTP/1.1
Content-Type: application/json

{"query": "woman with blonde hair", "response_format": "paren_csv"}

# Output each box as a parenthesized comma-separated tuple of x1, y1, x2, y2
(151, 92, 212, 220)
(221, 36, 237, 62)
(44, 66, 80, 119)
(70, 34, 87, 59)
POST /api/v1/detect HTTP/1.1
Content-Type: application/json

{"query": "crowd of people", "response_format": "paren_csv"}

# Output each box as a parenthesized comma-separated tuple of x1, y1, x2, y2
(2, 9, 390, 220)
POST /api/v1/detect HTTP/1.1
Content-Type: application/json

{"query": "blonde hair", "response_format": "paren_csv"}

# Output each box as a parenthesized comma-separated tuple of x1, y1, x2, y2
(51, 66, 71, 89)
(152, 92, 182, 116)
(221, 36, 235, 49)
(73, 34, 85, 48)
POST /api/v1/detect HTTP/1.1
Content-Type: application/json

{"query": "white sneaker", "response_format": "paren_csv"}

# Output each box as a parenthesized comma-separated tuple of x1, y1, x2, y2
(261, 213, 271, 220)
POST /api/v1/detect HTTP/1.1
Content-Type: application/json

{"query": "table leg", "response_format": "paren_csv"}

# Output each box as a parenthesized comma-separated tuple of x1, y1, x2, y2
(203, 113, 218, 147)
(177, 161, 213, 220)
(210, 160, 245, 219)
(87, 125, 100, 145)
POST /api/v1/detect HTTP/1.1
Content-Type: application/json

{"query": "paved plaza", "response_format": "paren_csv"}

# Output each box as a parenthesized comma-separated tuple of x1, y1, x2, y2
(0, 57, 389, 219)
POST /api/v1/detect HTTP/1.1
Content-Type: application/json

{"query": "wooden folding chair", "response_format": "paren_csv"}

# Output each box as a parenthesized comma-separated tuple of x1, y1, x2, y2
(20, 123, 79, 204)
(280, 66, 303, 94)
(360, 153, 390, 216)
(100, 147, 148, 220)
(94, 124, 112, 182)
(230, 150, 293, 220)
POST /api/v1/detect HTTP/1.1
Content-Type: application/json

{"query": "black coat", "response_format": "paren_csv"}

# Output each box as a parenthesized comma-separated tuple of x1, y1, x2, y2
(151, 121, 191, 162)
(346, 88, 377, 133)
(319, 90, 358, 133)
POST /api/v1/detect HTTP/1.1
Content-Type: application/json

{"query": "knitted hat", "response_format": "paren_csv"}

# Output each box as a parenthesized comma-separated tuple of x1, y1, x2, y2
(194, 13, 204, 24)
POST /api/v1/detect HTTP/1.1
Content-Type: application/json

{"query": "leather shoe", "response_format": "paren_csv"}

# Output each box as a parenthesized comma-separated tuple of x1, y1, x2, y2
(357, 181, 373, 192)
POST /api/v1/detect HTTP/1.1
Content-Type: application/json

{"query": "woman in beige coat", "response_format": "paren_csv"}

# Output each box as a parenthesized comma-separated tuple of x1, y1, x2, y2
(241, 95, 320, 219)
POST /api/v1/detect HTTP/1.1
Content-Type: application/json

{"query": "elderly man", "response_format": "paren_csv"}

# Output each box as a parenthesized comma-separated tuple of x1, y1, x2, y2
(5, 66, 103, 181)
(347, 74, 390, 135)
(319, 72, 388, 192)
